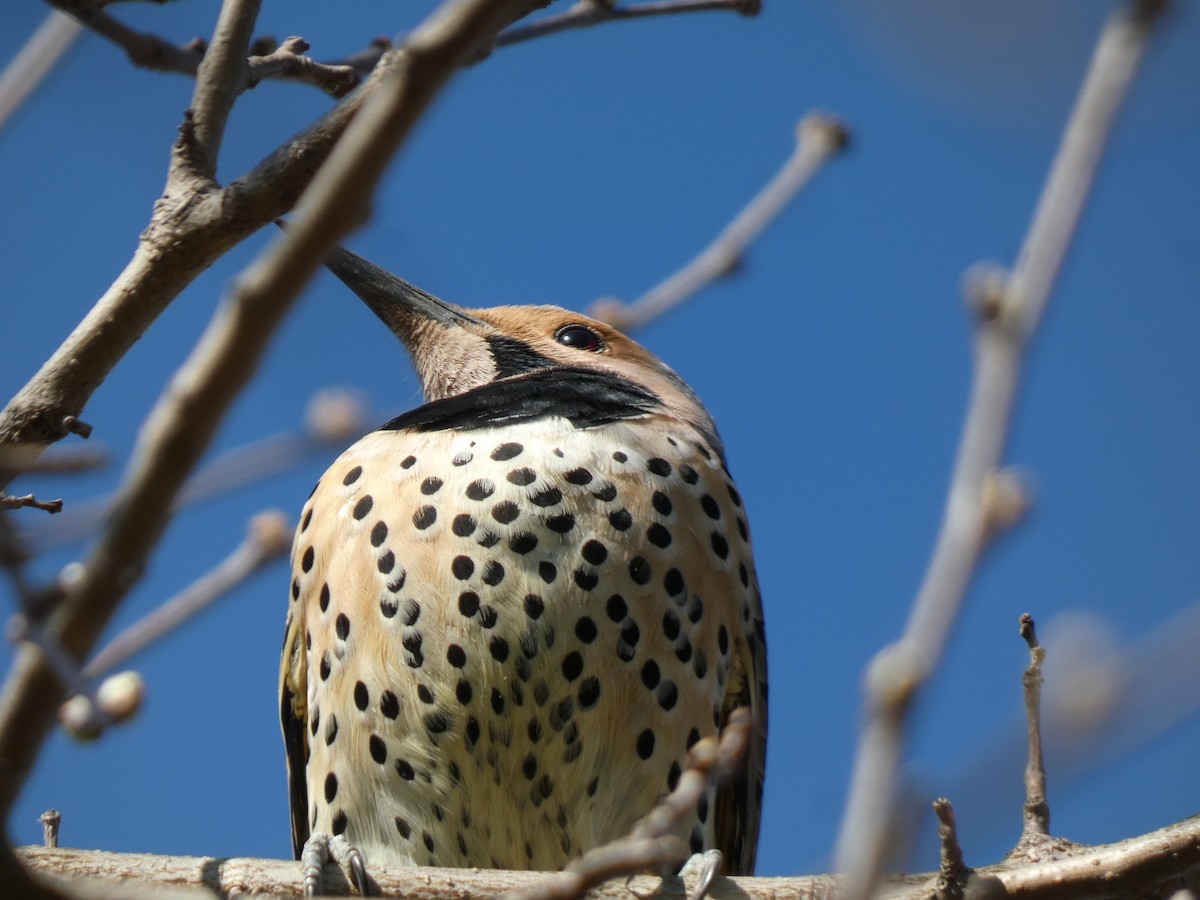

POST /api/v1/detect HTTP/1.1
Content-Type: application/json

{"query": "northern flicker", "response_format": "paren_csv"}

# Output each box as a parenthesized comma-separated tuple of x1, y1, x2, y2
(280, 246, 767, 889)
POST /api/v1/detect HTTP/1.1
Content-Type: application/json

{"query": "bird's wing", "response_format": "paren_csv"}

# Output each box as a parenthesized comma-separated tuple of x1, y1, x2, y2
(280, 568, 311, 859)
(713, 575, 767, 875)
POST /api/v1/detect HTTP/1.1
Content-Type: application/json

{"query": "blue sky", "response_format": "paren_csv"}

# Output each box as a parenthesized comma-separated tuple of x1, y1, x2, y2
(1, 0, 1198, 878)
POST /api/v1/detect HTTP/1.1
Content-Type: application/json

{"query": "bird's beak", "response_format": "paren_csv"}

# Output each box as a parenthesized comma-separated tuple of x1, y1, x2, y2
(322, 243, 485, 333)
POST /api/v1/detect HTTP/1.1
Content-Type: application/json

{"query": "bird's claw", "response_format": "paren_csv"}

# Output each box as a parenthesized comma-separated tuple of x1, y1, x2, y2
(301, 832, 371, 896)
(678, 849, 723, 900)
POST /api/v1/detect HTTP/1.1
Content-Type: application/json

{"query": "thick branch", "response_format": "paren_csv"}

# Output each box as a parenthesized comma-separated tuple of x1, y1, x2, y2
(15, 815, 1200, 899)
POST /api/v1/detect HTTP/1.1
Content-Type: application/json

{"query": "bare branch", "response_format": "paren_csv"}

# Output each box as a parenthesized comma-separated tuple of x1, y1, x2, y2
(0, 494, 62, 514)
(1017, 613, 1050, 844)
(46, 0, 207, 78)
(21, 389, 370, 551)
(184, 0, 262, 182)
(591, 113, 849, 331)
(0, 11, 82, 132)
(933, 799, 966, 891)
(247, 36, 359, 98)
(832, 2, 1167, 894)
(14, 814, 1200, 898)
(494, 0, 760, 51)
(38, 811, 60, 850)
(81, 510, 290, 679)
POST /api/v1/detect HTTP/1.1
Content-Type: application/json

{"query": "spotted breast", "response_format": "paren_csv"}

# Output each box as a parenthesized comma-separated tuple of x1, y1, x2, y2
(280, 246, 767, 877)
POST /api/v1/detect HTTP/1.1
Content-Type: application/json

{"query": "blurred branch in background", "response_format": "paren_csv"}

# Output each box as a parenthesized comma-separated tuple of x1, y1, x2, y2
(832, 1, 1167, 895)
(18, 389, 372, 551)
(592, 113, 850, 332)
(493, 0, 761, 51)
(0, 10, 81, 132)
(81, 510, 291, 682)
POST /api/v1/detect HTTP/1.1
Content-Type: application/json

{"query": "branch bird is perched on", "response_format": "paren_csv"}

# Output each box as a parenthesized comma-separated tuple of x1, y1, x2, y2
(280, 246, 767, 893)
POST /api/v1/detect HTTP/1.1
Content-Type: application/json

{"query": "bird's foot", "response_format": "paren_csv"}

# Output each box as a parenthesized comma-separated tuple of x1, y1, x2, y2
(678, 849, 723, 900)
(301, 832, 370, 896)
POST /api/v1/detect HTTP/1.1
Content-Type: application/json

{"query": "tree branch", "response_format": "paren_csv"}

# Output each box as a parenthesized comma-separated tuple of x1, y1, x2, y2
(831, 2, 1167, 894)
(0, 11, 82, 132)
(19, 389, 369, 551)
(590, 113, 849, 331)
(246, 36, 360, 97)
(0, 494, 62, 514)
(1017, 613, 1051, 845)
(186, 0, 262, 181)
(46, 0, 207, 78)
(14, 814, 1200, 898)
(81, 510, 290, 681)
(493, 0, 760, 51)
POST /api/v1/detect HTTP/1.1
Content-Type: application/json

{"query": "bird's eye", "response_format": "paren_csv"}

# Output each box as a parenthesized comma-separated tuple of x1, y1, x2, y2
(555, 324, 605, 352)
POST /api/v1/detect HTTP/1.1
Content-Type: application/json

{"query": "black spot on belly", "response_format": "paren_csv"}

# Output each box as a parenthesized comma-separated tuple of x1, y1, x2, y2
(636, 729, 656, 759)
(647, 458, 671, 477)
(492, 442, 524, 461)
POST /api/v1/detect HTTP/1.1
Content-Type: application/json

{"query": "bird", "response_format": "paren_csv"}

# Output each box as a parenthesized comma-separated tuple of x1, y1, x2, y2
(279, 244, 767, 892)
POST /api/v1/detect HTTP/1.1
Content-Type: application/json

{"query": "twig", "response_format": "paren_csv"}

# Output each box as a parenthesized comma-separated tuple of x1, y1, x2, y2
(47, 0, 387, 98)
(590, 113, 849, 331)
(38, 810, 60, 849)
(831, 2, 1166, 895)
(47, 0, 208, 78)
(247, 36, 358, 97)
(1017, 614, 1050, 843)
(494, 0, 760, 51)
(932, 799, 965, 900)
(0, 10, 82, 132)
(82, 510, 290, 679)
(932, 799, 1007, 900)
(0, 494, 62, 514)
(503, 707, 753, 900)
(0, 0, 541, 828)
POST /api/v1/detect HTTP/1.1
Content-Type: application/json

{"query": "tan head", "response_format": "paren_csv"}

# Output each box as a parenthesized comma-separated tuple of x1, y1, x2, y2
(325, 246, 723, 456)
